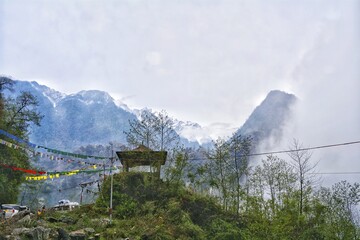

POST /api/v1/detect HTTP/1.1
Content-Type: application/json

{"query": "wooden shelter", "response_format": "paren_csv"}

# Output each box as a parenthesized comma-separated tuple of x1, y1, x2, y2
(116, 145, 167, 178)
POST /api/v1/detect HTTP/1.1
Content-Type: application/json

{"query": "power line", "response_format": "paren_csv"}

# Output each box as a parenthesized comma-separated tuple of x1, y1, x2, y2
(247, 140, 360, 157)
(188, 140, 360, 161)
(311, 172, 360, 175)
(186, 140, 360, 175)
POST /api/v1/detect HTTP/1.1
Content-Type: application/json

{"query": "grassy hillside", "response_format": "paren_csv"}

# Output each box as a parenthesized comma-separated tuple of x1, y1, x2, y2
(0, 172, 243, 240)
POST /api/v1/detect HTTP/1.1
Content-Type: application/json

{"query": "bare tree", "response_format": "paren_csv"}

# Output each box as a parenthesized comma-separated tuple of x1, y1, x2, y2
(124, 110, 158, 149)
(5, 91, 43, 133)
(287, 139, 318, 216)
(155, 110, 179, 151)
(124, 110, 179, 151)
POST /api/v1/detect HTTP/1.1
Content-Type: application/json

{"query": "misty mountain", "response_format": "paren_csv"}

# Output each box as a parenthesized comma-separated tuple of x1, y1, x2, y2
(173, 120, 213, 144)
(5, 81, 296, 152)
(5, 81, 137, 150)
(235, 90, 297, 146)
(5, 80, 200, 150)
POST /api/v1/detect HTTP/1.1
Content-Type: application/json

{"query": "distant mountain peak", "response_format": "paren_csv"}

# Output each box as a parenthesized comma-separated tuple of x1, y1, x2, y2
(236, 90, 296, 144)
(27, 81, 65, 107)
(69, 90, 114, 105)
(265, 90, 295, 103)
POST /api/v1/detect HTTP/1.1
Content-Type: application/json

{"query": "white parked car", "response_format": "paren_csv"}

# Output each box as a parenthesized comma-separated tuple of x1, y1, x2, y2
(53, 199, 79, 211)
(0, 204, 28, 219)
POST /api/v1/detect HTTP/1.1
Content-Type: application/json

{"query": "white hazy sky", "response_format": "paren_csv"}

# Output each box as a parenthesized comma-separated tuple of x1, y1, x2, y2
(0, 1, 359, 136)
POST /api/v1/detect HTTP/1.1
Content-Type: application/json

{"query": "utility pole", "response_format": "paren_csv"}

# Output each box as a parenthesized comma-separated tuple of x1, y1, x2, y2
(103, 159, 105, 182)
(109, 143, 114, 224)
(80, 186, 84, 205)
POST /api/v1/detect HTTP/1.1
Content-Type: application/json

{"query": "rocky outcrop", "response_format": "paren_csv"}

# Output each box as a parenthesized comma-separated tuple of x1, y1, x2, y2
(69, 229, 86, 240)
(10, 226, 58, 240)
(6, 227, 98, 240)
(69, 228, 96, 240)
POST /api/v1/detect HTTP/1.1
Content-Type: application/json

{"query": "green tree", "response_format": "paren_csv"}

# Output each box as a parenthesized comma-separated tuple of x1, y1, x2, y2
(243, 154, 332, 239)
(318, 181, 360, 239)
(205, 138, 232, 210)
(165, 147, 191, 188)
(258, 155, 296, 213)
(228, 134, 252, 213)
(0, 77, 43, 203)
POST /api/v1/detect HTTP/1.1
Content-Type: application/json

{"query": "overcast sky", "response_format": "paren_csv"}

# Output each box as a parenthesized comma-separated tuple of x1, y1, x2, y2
(1, 1, 359, 154)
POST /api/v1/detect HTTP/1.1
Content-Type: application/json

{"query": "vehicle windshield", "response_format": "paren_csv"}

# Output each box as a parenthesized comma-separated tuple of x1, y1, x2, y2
(1, 205, 22, 210)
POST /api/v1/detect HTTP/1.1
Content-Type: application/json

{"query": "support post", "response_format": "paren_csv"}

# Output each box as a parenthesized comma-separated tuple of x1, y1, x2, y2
(109, 143, 114, 224)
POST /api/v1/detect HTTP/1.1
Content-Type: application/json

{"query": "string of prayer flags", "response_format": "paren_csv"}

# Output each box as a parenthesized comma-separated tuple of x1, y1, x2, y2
(64, 170, 80, 176)
(1, 138, 20, 149)
(34, 151, 107, 167)
(0, 129, 116, 182)
(1, 163, 98, 178)
(37, 145, 108, 160)
(26, 167, 116, 181)
(0, 138, 33, 154)
(25, 170, 81, 181)
(26, 174, 60, 181)
(46, 167, 106, 176)
(0, 163, 46, 175)
(0, 129, 107, 160)
(0, 129, 110, 164)
(0, 129, 36, 148)
(80, 179, 100, 188)
(86, 189, 98, 195)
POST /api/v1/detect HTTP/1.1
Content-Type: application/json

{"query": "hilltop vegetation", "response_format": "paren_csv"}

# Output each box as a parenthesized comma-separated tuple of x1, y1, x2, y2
(79, 168, 360, 239)
(96, 172, 243, 239)
(1, 169, 360, 239)
(0, 172, 244, 239)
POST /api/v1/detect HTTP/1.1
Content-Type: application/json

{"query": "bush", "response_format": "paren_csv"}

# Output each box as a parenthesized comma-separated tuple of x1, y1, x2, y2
(208, 219, 242, 240)
(114, 194, 138, 219)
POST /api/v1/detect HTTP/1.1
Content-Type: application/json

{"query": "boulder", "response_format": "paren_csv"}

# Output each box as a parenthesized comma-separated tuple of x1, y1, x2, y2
(32, 227, 51, 240)
(91, 218, 110, 227)
(12, 227, 52, 240)
(58, 228, 70, 240)
(88, 234, 101, 240)
(84, 228, 95, 234)
(12, 228, 30, 236)
(18, 215, 31, 224)
(69, 229, 86, 240)
(8, 210, 31, 223)
(60, 216, 76, 224)
(47, 217, 60, 223)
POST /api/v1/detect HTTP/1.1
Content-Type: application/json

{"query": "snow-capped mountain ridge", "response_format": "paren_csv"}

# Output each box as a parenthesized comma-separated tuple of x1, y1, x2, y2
(6, 80, 296, 149)
(29, 81, 66, 107)
(63, 90, 115, 106)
